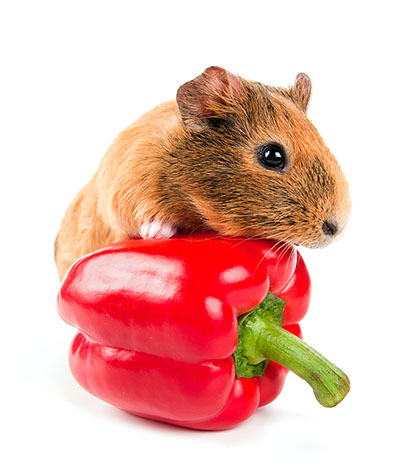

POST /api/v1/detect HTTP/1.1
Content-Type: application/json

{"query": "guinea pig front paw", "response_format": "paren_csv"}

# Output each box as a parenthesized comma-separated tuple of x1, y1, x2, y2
(139, 220, 177, 239)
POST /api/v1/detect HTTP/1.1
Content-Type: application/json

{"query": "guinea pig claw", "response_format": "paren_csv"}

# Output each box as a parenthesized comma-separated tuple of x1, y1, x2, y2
(139, 220, 177, 239)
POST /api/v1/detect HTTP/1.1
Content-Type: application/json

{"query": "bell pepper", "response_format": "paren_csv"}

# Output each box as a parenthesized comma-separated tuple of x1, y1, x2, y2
(57, 235, 350, 430)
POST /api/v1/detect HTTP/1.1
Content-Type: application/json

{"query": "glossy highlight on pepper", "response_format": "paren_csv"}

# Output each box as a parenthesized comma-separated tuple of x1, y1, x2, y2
(57, 235, 321, 430)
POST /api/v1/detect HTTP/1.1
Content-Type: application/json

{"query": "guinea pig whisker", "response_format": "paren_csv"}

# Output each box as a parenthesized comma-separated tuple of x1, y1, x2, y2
(228, 234, 260, 250)
(252, 238, 287, 277)
(274, 242, 294, 272)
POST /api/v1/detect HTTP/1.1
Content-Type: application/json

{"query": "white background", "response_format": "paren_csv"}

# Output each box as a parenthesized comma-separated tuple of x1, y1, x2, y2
(1, 1, 395, 469)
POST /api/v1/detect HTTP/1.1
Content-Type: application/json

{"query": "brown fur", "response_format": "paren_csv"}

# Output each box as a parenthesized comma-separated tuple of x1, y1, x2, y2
(55, 67, 350, 280)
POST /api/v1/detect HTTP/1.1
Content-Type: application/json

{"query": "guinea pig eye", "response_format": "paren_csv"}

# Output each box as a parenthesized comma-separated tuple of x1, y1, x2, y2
(257, 144, 286, 171)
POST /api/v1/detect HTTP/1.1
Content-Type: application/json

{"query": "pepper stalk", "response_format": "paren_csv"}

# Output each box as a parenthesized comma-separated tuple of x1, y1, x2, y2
(234, 293, 350, 408)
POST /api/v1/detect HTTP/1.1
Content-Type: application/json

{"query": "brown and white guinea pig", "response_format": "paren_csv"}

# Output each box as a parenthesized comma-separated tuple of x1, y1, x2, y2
(54, 66, 351, 281)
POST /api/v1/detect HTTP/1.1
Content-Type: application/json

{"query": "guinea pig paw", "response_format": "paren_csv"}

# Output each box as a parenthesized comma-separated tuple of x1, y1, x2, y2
(139, 220, 177, 239)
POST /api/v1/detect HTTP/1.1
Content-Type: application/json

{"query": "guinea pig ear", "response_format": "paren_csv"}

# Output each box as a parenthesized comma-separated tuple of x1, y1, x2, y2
(290, 73, 312, 112)
(176, 66, 245, 130)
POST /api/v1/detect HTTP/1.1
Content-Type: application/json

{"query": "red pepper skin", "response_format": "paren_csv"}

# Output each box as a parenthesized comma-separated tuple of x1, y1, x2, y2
(58, 235, 310, 430)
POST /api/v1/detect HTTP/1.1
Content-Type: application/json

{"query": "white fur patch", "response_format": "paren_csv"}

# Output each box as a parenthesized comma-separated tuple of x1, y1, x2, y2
(139, 220, 177, 239)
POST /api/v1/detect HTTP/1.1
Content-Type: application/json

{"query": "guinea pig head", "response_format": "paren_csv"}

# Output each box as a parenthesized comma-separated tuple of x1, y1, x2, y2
(175, 66, 351, 248)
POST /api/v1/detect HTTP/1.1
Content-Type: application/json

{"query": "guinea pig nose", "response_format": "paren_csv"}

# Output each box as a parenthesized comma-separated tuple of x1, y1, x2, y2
(322, 221, 338, 236)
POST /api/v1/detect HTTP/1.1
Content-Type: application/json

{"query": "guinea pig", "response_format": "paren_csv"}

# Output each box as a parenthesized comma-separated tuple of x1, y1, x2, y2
(54, 66, 351, 281)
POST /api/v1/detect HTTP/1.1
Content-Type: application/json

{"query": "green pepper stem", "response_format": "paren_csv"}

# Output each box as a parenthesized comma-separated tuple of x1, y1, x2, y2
(243, 317, 350, 407)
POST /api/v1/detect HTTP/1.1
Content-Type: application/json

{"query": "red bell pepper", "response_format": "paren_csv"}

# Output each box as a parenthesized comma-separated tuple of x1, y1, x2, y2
(57, 235, 350, 430)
